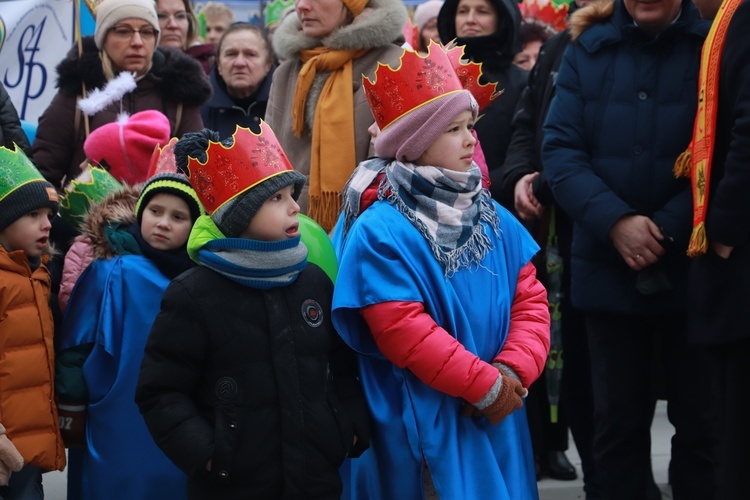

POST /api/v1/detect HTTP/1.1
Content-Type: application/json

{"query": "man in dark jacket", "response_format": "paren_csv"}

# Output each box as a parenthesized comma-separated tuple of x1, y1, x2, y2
(501, 3, 601, 497)
(542, 0, 712, 498)
(684, 0, 750, 497)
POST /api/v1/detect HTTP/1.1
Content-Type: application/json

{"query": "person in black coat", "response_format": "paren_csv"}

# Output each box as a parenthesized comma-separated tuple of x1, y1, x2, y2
(200, 23, 276, 139)
(437, 0, 527, 208)
(542, 0, 712, 498)
(136, 126, 369, 500)
(501, 4, 601, 496)
(685, 0, 750, 497)
(0, 83, 31, 155)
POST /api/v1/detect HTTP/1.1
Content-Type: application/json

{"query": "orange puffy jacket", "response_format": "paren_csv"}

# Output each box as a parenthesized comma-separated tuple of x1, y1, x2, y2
(0, 247, 66, 472)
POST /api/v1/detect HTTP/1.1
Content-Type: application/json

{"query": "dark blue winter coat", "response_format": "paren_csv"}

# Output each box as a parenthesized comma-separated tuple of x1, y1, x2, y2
(542, 0, 709, 314)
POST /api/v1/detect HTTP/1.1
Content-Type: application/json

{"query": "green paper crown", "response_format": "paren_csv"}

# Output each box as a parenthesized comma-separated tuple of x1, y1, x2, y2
(264, 0, 294, 28)
(0, 144, 48, 202)
(59, 164, 123, 228)
(196, 10, 208, 40)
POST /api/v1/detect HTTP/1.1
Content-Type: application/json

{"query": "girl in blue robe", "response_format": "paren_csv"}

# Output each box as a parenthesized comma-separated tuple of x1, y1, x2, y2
(57, 172, 205, 499)
(331, 47, 551, 499)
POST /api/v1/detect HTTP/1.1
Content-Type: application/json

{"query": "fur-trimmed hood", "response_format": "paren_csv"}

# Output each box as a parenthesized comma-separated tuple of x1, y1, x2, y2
(272, 0, 407, 60)
(55, 36, 210, 107)
(79, 184, 141, 259)
(568, 0, 615, 40)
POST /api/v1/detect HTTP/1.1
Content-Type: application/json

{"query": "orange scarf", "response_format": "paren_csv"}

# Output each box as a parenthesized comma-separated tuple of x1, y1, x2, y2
(292, 47, 368, 231)
(674, 0, 742, 256)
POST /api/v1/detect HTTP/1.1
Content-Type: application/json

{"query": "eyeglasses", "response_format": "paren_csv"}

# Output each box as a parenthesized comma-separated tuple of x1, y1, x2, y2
(109, 26, 158, 40)
(157, 12, 190, 24)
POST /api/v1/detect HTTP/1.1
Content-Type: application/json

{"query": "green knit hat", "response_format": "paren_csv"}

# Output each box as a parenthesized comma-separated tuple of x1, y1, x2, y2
(0, 144, 59, 232)
(136, 172, 206, 224)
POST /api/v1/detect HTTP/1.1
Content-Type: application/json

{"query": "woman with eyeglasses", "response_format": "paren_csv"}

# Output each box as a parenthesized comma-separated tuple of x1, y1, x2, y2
(31, 0, 211, 190)
(157, 0, 215, 74)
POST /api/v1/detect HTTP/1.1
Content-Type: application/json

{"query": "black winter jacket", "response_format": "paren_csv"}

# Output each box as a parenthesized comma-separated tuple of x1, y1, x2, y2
(687, 0, 750, 344)
(0, 83, 31, 155)
(136, 263, 369, 499)
(200, 65, 275, 139)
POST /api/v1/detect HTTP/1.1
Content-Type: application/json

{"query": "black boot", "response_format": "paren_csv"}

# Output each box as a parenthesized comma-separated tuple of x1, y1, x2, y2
(544, 451, 578, 481)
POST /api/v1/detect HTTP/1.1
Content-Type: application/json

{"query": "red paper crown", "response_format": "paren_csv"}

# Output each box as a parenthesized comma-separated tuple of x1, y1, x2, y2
(519, 0, 570, 32)
(147, 137, 180, 177)
(185, 122, 294, 214)
(444, 41, 502, 112)
(364, 43, 465, 131)
(401, 18, 419, 51)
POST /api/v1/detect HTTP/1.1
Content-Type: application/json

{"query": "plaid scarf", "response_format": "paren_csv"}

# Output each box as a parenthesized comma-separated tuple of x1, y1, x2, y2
(341, 158, 500, 276)
(673, 0, 742, 256)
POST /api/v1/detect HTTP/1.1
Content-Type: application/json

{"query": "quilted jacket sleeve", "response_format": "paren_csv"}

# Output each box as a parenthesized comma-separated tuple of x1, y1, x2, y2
(492, 262, 550, 387)
(360, 301, 499, 405)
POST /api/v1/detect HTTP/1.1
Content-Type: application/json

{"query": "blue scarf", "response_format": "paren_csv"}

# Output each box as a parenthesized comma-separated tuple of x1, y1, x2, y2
(189, 216, 308, 289)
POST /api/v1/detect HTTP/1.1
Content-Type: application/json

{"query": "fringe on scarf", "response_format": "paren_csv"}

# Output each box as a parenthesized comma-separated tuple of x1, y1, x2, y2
(687, 221, 707, 257)
(673, 148, 692, 178)
(308, 191, 341, 233)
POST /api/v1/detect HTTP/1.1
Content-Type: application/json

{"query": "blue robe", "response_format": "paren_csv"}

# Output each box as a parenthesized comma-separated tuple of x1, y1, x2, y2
(332, 200, 540, 499)
(60, 256, 187, 500)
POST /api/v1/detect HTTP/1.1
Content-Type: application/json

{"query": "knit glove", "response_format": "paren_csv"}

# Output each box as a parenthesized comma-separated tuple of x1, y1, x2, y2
(0, 423, 24, 485)
(479, 375, 526, 425)
(57, 401, 87, 449)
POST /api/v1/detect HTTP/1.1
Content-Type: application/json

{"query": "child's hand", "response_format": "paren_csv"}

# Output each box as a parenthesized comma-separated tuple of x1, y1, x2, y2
(0, 423, 24, 484)
(478, 376, 526, 425)
(206, 459, 212, 472)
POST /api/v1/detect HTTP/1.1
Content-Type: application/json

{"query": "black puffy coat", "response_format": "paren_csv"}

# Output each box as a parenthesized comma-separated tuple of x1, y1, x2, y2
(0, 83, 31, 155)
(136, 263, 369, 499)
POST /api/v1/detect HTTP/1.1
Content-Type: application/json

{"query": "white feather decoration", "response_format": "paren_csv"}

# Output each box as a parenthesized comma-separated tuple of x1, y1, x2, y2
(77, 72, 138, 116)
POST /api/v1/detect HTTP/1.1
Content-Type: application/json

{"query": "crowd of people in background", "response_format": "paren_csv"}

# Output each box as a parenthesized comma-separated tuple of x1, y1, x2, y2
(0, 0, 747, 498)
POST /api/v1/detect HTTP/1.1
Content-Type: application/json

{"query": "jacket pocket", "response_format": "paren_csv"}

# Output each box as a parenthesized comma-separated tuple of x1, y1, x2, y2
(326, 391, 354, 465)
(209, 404, 240, 485)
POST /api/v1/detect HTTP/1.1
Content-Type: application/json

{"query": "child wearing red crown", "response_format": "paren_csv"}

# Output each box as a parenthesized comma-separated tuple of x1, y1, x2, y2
(331, 46, 550, 499)
(55, 142, 205, 499)
(135, 124, 370, 499)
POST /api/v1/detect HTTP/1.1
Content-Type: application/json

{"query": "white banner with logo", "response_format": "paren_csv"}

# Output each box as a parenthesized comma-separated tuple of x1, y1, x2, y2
(0, 0, 75, 123)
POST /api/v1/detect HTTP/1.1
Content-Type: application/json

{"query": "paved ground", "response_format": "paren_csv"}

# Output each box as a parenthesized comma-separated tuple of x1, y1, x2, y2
(40, 401, 675, 499)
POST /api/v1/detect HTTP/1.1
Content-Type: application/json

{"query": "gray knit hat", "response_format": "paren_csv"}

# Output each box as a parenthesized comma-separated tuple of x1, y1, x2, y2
(175, 128, 305, 238)
(212, 172, 305, 237)
(94, 0, 160, 49)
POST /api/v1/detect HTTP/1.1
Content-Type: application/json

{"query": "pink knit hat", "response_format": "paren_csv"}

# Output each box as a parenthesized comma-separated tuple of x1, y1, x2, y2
(375, 91, 477, 162)
(84, 110, 171, 185)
